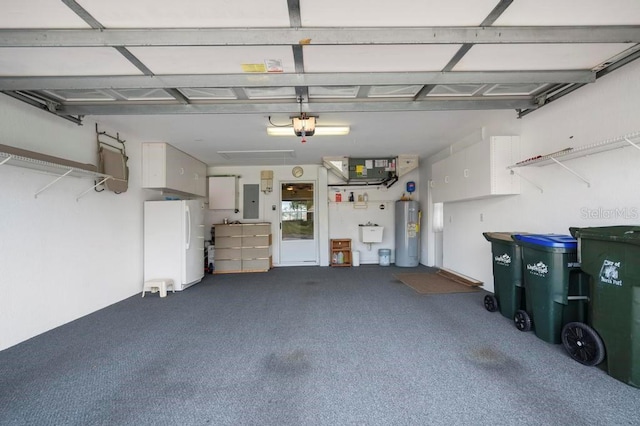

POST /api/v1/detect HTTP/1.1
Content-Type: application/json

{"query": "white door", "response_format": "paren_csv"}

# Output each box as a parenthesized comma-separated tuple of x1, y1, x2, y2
(183, 200, 205, 286)
(279, 181, 318, 265)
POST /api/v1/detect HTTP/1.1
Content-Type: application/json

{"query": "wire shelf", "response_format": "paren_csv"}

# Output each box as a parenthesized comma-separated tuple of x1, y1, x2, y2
(0, 151, 108, 179)
(509, 131, 640, 168)
(1, 150, 115, 200)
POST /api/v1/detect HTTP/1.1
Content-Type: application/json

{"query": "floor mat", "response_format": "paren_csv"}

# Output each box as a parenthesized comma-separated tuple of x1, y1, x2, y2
(394, 272, 481, 295)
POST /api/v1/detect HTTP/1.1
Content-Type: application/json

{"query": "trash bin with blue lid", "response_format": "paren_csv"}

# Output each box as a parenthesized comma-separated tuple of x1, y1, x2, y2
(512, 234, 589, 344)
(482, 232, 528, 320)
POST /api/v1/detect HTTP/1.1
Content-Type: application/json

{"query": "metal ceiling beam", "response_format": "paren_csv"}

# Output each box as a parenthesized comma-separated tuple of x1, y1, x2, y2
(292, 44, 308, 101)
(289, 0, 310, 104)
(414, 85, 437, 100)
(287, 0, 302, 28)
(481, 0, 514, 26)
(443, 0, 514, 71)
(232, 88, 249, 100)
(595, 44, 640, 78)
(57, 99, 537, 115)
(61, 0, 159, 88)
(1, 26, 638, 47)
(113, 46, 154, 75)
(0, 70, 595, 91)
(356, 86, 372, 99)
(165, 88, 190, 105)
(3, 91, 83, 124)
(60, 0, 104, 29)
(520, 44, 640, 118)
(442, 44, 473, 72)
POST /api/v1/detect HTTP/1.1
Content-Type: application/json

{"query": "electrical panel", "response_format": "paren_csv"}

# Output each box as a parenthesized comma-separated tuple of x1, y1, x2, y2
(243, 184, 259, 219)
(348, 157, 396, 181)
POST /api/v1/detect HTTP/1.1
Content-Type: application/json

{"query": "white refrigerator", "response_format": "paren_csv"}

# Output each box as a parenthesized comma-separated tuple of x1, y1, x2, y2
(144, 200, 205, 291)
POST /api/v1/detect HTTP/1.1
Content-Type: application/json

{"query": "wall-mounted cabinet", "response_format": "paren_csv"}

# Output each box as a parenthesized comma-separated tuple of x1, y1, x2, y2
(142, 142, 207, 197)
(208, 176, 238, 211)
(431, 136, 520, 203)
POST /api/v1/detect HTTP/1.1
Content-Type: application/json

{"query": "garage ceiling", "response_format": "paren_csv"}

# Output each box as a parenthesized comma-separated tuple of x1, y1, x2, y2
(1, 0, 639, 166)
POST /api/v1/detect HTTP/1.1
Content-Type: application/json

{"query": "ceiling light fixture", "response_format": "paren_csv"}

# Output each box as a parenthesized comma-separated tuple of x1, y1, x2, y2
(217, 149, 296, 160)
(266, 97, 350, 141)
(292, 114, 316, 137)
(267, 125, 350, 137)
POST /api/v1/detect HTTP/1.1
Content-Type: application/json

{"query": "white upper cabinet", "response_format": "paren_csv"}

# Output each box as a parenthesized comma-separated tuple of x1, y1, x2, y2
(142, 142, 207, 197)
(431, 136, 520, 203)
(208, 176, 238, 210)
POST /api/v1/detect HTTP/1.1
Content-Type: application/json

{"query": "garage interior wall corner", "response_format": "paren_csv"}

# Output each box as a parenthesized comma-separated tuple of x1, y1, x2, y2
(0, 94, 153, 351)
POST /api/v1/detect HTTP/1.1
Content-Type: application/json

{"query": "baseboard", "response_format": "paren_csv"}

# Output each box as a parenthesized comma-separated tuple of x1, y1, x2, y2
(436, 268, 483, 287)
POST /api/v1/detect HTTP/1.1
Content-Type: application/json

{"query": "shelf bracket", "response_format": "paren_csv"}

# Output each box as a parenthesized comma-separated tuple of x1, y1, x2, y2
(76, 176, 112, 201)
(624, 137, 640, 151)
(549, 157, 590, 187)
(0, 155, 13, 166)
(510, 169, 543, 193)
(34, 168, 74, 198)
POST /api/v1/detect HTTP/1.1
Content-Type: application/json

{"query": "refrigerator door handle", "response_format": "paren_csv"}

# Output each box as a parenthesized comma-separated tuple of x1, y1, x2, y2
(186, 205, 192, 249)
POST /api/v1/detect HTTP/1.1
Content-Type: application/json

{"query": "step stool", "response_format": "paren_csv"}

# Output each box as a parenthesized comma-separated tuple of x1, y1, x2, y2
(142, 279, 175, 298)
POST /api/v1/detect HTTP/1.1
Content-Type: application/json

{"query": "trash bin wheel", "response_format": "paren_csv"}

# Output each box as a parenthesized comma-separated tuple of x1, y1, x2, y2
(514, 310, 532, 332)
(484, 295, 498, 312)
(561, 322, 605, 366)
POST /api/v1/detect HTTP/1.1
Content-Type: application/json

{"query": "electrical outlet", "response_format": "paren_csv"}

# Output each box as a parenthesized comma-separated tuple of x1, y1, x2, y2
(480, 213, 484, 222)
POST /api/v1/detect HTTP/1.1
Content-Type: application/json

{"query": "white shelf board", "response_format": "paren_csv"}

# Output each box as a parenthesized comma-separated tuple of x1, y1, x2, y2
(1, 151, 114, 199)
(2, 152, 102, 177)
(509, 131, 640, 168)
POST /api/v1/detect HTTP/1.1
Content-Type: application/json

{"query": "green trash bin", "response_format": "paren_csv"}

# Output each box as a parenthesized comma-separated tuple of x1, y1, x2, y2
(482, 232, 527, 320)
(512, 234, 589, 344)
(567, 226, 640, 388)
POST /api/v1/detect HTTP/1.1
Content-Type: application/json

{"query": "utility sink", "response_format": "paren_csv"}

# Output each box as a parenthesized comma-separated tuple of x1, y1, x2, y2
(359, 225, 384, 243)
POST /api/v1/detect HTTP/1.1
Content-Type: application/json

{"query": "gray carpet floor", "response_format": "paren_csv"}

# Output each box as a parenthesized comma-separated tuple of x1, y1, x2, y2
(1, 265, 638, 425)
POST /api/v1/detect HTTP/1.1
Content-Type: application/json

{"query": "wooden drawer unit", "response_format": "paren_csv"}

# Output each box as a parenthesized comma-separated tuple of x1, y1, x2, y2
(242, 235, 271, 247)
(243, 223, 271, 235)
(216, 224, 243, 237)
(215, 248, 242, 259)
(243, 258, 271, 272)
(214, 223, 272, 274)
(215, 236, 242, 249)
(242, 247, 270, 259)
(215, 260, 242, 272)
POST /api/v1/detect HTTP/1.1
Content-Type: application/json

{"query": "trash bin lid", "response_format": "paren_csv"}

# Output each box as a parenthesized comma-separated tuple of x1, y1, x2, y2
(513, 234, 577, 248)
(570, 226, 640, 246)
(483, 232, 529, 243)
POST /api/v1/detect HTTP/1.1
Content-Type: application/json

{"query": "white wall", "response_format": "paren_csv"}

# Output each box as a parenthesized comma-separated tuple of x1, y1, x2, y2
(328, 169, 420, 264)
(0, 95, 153, 350)
(430, 59, 640, 292)
(206, 164, 329, 265)
(208, 164, 422, 266)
